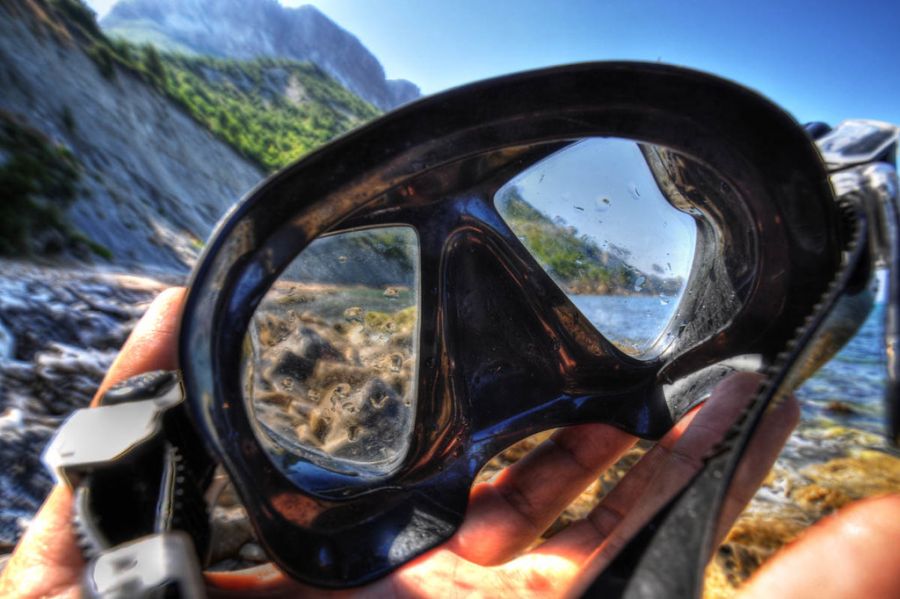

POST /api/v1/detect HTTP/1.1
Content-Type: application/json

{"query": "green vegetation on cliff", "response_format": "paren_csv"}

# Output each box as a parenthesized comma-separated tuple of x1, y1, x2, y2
(157, 54, 379, 171)
(0, 110, 106, 257)
(42, 1, 379, 172)
(498, 188, 681, 295)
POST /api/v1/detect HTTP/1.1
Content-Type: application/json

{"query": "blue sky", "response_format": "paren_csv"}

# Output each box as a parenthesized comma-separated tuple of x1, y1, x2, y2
(85, 0, 900, 127)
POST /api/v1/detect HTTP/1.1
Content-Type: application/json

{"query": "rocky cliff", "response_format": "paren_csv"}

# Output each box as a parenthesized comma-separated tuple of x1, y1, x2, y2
(102, 0, 421, 111)
(0, 0, 264, 272)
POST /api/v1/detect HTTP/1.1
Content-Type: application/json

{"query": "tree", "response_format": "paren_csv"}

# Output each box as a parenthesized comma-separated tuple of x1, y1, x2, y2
(142, 44, 166, 85)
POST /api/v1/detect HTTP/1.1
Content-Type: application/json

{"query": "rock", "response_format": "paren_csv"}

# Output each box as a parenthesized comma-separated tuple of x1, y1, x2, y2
(343, 306, 364, 322)
(102, 0, 420, 110)
(0, 319, 12, 359)
(208, 505, 255, 564)
(0, 410, 56, 549)
(295, 327, 342, 363)
(31, 343, 118, 414)
(271, 351, 316, 385)
(799, 450, 900, 503)
(703, 448, 900, 596)
(791, 483, 855, 512)
(238, 542, 267, 563)
(0, 262, 174, 548)
(825, 400, 857, 415)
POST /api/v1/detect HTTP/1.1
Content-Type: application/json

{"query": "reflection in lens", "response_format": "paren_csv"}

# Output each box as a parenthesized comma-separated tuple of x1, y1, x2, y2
(495, 138, 697, 356)
(244, 227, 419, 477)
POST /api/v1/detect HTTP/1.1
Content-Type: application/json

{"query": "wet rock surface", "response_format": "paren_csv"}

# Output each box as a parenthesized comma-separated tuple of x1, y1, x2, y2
(0, 260, 171, 549)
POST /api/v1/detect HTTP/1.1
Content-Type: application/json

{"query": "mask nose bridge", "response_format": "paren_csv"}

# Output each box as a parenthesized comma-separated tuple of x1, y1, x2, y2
(434, 198, 669, 447)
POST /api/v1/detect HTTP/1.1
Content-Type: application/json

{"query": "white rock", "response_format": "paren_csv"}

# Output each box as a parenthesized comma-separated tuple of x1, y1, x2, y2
(0, 320, 13, 360)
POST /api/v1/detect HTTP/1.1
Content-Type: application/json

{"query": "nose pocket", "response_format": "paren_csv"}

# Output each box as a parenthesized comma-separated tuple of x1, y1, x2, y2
(440, 224, 670, 447)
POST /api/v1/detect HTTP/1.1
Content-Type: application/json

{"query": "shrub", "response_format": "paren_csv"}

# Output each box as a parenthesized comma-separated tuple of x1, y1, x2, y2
(142, 44, 166, 85)
(61, 105, 75, 131)
(87, 42, 116, 79)
(0, 111, 82, 255)
(50, 0, 102, 40)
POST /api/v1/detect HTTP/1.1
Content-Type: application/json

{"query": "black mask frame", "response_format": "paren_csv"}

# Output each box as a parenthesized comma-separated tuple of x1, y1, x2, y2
(177, 62, 853, 588)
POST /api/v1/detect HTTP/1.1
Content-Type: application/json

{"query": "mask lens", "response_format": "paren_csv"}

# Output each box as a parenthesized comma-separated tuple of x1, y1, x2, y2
(495, 138, 697, 356)
(244, 226, 419, 477)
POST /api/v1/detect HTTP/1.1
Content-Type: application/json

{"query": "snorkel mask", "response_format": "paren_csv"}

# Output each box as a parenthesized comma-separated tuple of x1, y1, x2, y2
(44, 63, 900, 597)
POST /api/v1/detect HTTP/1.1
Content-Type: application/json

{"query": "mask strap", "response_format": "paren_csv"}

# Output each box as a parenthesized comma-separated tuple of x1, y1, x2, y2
(576, 199, 869, 598)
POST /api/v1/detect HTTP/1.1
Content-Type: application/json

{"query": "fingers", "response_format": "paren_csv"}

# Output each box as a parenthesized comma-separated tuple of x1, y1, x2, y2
(447, 423, 636, 565)
(0, 486, 83, 598)
(91, 287, 186, 405)
(392, 547, 582, 599)
(738, 494, 900, 599)
(537, 372, 776, 565)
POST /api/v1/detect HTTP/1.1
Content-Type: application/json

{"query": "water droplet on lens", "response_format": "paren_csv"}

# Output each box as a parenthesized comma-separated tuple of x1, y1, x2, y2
(634, 275, 646, 291)
(337, 255, 349, 264)
(595, 196, 611, 213)
(343, 306, 364, 322)
(282, 378, 294, 390)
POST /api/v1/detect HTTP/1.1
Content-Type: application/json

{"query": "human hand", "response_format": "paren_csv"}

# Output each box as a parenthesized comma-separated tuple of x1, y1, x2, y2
(5, 286, 893, 599)
(203, 369, 795, 598)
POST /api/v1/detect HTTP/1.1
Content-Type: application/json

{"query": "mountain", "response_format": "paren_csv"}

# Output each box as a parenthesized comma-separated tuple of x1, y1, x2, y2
(0, 0, 263, 269)
(101, 0, 421, 111)
(0, 0, 387, 267)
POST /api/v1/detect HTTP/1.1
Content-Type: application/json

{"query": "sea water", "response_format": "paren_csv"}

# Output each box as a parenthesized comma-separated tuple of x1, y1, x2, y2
(571, 294, 888, 433)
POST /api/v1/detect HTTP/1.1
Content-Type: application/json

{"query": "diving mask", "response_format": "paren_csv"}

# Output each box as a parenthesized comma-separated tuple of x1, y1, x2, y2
(44, 62, 900, 597)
